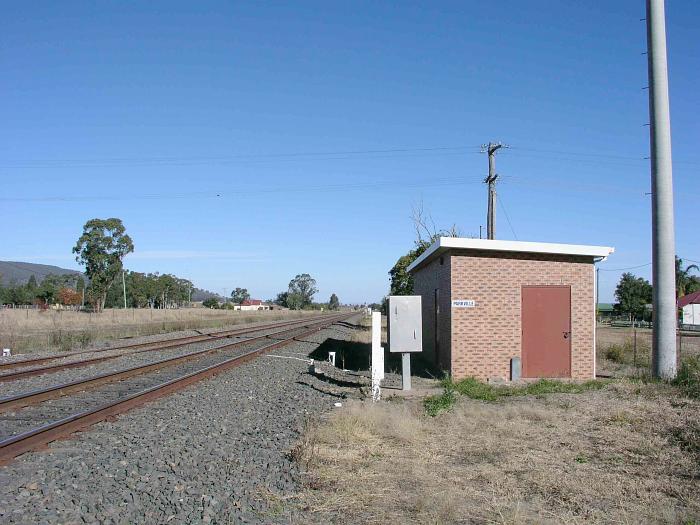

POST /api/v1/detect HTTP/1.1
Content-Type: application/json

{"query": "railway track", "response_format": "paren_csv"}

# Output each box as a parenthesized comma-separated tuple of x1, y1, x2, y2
(0, 314, 337, 381)
(0, 312, 353, 463)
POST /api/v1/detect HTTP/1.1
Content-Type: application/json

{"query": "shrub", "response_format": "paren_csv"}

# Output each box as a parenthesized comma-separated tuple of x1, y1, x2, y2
(604, 344, 627, 363)
(674, 356, 700, 399)
(202, 298, 219, 309)
(424, 384, 456, 417)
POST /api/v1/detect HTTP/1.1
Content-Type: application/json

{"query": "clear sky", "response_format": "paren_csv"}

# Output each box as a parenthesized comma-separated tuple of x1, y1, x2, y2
(1, 1, 698, 304)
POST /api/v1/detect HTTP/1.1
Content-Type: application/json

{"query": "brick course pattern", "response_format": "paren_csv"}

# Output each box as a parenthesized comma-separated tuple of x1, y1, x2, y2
(412, 249, 595, 381)
(411, 254, 452, 370)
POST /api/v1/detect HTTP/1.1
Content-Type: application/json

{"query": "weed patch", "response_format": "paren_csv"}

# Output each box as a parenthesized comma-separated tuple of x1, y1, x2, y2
(674, 356, 700, 399)
(604, 343, 627, 363)
(447, 377, 609, 403)
(424, 383, 456, 416)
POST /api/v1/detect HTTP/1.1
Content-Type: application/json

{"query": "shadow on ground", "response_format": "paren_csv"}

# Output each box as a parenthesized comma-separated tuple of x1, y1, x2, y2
(310, 338, 442, 379)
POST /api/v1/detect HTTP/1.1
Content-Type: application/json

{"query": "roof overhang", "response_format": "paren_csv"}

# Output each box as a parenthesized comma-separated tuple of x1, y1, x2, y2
(407, 237, 615, 273)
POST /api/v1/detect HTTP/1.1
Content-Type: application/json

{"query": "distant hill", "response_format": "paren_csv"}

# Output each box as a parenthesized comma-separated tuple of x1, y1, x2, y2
(0, 261, 84, 285)
(191, 288, 226, 302)
(0, 260, 219, 301)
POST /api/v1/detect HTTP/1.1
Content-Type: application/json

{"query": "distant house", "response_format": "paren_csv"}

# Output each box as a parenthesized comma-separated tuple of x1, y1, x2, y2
(234, 299, 271, 311)
(597, 303, 615, 321)
(679, 291, 700, 327)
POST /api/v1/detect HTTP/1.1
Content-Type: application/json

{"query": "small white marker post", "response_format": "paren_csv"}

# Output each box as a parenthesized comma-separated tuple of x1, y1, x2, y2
(371, 311, 384, 401)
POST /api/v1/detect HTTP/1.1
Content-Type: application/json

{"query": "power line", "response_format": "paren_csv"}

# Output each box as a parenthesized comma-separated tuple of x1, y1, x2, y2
(0, 176, 487, 203)
(598, 263, 652, 272)
(3, 143, 698, 169)
(497, 193, 518, 240)
(510, 146, 700, 166)
(0, 146, 483, 169)
(595, 256, 699, 273)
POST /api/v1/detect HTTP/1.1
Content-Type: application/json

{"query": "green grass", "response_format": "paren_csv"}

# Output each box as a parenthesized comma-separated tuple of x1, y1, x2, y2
(447, 377, 609, 401)
(673, 356, 700, 399)
(424, 382, 456, 416)
(424, 377, 611, 415)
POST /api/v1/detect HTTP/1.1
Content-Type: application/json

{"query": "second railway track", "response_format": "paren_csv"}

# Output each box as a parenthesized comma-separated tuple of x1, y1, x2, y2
(0, 312, 353, 463)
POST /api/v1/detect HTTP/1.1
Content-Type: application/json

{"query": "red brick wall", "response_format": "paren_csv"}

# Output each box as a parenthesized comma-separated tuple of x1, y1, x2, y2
(411, 254, 452, 371)
(413, 249, 595, 381)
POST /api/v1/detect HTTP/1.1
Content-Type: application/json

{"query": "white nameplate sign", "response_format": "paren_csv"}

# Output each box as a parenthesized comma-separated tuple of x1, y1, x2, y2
(452, 300, 476, 308)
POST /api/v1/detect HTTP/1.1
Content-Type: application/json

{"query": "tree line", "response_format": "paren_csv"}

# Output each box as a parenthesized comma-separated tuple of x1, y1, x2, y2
(0, 273, 85, 307)
(614, 258, 699, 321)
(202, 275, 341, 311)
(0, 270, 195, 310)
(6, 217, 342, 313)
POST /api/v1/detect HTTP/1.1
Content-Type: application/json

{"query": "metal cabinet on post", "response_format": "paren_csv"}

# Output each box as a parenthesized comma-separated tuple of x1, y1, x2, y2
(388, 296, 422, 390)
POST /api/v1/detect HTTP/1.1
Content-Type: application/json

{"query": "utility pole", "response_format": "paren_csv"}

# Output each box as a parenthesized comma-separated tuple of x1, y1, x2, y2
(122, 269, 127, 309)
(482, 142, 504, 239)
(646, 0, 677, 379)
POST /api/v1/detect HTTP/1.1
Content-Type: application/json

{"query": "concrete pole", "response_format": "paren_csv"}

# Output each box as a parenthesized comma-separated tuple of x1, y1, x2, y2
(646, 0, 677, 379)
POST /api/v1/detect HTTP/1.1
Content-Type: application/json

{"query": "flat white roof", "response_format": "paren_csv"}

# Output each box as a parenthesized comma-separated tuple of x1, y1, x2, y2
(407, 237, 614, 273)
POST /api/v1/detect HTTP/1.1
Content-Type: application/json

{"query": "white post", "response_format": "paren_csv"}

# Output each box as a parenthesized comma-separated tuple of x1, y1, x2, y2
(371, 311, 384, 401)
(402, 353, 411, 391)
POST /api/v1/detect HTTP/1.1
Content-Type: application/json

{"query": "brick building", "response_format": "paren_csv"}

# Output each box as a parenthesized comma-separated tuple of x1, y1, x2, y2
(408, 238, 613, 381)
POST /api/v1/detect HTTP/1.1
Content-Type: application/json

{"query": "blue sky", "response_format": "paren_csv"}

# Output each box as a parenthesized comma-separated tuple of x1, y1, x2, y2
(1, 1, 698, 303)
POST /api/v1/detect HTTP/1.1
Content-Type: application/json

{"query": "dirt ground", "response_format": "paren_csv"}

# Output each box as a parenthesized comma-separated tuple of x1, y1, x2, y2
(292, 323, 700, 524)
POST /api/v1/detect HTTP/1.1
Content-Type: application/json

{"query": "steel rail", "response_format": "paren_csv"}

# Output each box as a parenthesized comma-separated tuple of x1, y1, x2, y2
(0, 314, 340, 381)
(0, 313, 353, 464)
(0, 314, 348, 413)
(0, 314, 333, 372)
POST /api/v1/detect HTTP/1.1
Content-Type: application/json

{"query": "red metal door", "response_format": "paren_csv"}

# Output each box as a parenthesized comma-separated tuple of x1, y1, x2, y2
(521, 286, 571, 378)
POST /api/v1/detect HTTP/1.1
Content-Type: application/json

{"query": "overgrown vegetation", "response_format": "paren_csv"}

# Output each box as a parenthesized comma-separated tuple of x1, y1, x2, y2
(674, 355, 700, 399)
(600, 336, 652, 369)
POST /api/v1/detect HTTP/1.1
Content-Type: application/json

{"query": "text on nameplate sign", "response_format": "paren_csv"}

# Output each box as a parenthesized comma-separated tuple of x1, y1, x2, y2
(452, 300, 476, 308)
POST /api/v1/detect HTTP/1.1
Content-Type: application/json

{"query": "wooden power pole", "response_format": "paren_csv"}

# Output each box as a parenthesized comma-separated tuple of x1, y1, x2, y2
(482, 142, 504, 239)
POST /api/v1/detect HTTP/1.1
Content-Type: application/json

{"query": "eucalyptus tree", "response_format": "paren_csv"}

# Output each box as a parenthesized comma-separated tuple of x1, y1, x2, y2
(73, 218, 134, 312)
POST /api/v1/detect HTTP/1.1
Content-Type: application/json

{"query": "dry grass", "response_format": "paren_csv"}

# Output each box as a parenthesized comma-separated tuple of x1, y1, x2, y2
(294, 381, 700, 524)
(597, 326, 700, 378)
(0, 308, 320, 354)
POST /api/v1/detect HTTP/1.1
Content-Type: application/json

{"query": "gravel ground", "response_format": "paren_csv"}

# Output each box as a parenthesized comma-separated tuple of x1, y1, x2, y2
(0, 315, 364, 524)
(0, 318, 335, 398)
(0, 324, 337, 441)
